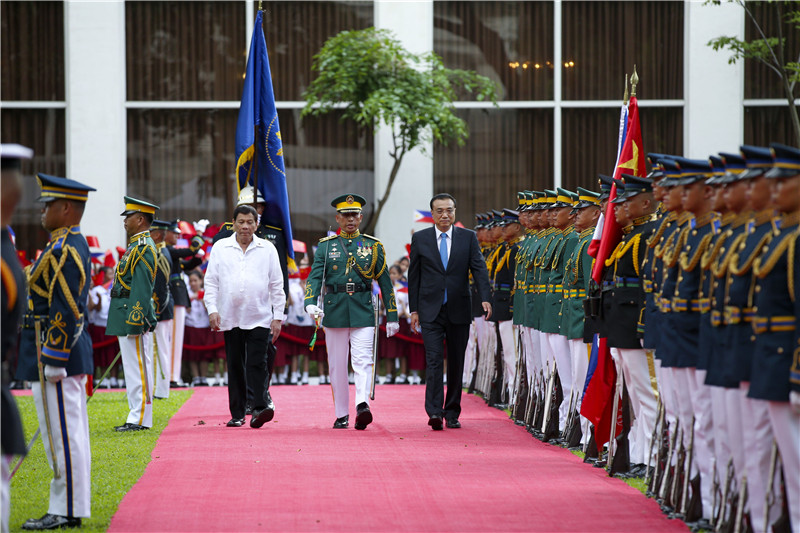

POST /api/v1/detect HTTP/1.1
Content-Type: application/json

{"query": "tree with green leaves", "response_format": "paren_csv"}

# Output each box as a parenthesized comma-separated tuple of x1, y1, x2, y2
(707, 0, 800, 146)
(302, 27, 498, 234)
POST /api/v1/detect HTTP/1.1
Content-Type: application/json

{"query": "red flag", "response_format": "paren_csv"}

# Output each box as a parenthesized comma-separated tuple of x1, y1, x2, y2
(590, 96, 645, 284)
(103, 250, 116, 268)
(579, 338, 622, 448)
(178, 220, 195, 236)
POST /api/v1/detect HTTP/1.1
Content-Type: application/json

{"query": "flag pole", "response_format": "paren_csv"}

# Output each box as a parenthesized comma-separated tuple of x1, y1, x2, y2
(630, 65, 638, 98)
(252, 4, 261, 215)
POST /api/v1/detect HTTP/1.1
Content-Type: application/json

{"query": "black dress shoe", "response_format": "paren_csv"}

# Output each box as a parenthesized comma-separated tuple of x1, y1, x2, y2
(428, 415, 443, 430)
(114, 423, 148, 432)
(169, 381, 179, 389)
(226, 418, 245, 427)
(22, 513, 82, 530)
(333, 415, 349, 429)
(250, 393, 275, 428)
(245, 404, 253, 416)
(445, 419, 461, 429)
(354, 402, 373, 430)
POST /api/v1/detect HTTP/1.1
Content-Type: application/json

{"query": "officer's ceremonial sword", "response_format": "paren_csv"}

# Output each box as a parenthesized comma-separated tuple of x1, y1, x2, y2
(370, 292, 379, 400)
(34, 319, 61, 479)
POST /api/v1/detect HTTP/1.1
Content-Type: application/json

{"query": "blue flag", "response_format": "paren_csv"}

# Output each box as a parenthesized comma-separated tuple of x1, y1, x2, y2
(235, 10, 294, 265)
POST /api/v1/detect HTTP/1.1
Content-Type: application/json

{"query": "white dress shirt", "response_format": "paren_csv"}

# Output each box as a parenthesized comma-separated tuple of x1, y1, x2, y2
(434, 226, 453, 258)
(204, 234, 286, 331)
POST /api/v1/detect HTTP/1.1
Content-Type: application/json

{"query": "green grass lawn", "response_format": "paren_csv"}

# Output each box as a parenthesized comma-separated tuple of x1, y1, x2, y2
(9, 389, 191, 532)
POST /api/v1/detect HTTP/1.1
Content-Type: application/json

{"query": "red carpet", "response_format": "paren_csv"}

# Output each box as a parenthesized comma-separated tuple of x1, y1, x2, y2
(108, 386, 687, 532)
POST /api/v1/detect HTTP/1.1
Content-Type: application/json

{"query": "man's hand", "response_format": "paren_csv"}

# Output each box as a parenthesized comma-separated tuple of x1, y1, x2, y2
(482, 301, 492, 320)
(791, 391, 800, 415)
(386, 322, 399, 338)
(410, 312, 420, 333)
(270, 319, 282, 341)
(44, 365, 67, 383)
(305, 304, 324, 318)
(209, 312, 221, 331)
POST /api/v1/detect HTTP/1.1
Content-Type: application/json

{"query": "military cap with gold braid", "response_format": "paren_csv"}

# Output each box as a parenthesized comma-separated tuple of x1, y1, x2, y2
(765, 143, 800, 179)
(706, 155, 726, 186)
(331, 193, 366, 214)
(36, 173, 96, 203)
(737, 145, 773, 181)
(553, 187, 575, 208)
(543, 189, 558, 208)
(669, 156, 714, 186)
(717, 152, 747, 185)
(573, 187, 601, 210)
(150, 219, 171, 231)
(120, 195, 159, 216)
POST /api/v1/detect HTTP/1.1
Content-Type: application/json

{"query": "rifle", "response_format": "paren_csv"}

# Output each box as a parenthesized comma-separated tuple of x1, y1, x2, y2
(541, 368, 562, 442)
(487, 322, 505, 406)
(467, 324, 480, 394)
(716, 458, 735, 532)
(678, 416, 695, 517)
(733, 476, 747, 533)
(608, 384, 631, 477)
(511, 327, 527, 421)
(658, 420, 680, 504)
(606, 367, 623, 474)
(646, 399, 664, 495)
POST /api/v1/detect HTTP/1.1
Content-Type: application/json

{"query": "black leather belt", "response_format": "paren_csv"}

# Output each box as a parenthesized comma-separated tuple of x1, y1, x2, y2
(111, 286, 130, 299)
(21, 314, 48, 329)
(327, 283, 368, 294)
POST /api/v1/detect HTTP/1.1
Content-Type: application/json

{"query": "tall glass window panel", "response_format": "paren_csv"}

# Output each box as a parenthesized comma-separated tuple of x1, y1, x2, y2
(279, 109, 373, 249)
(127, 109, 238, 225)
(1, 109, 66, 258)
(744, 2, 800, 99)
(434, 1, 554, 101)
(744, 107, 796, 147)
(561, 107, 682, 191)
(562, 1, 683, 101)
(126, 1, 244, 101)
(434, 109, 554, 224)
(261, 1, 374, 101)
(1, 1, 64, 101)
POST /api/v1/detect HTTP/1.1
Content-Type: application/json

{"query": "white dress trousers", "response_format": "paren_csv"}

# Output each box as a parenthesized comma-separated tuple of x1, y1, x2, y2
(119, 333, 153, 428)
(153, 319, 172, 399)
(325, 327, 374, 419)
(31, 376, 91, 518)
(170, 305, 186, 382)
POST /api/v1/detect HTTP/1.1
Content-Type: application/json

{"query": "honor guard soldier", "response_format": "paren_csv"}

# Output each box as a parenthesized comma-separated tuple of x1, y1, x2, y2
(149, 220, 174, 399)
(107, 197, 159, 431)
(16, 174, 95, 530)
(304, 194, 399, 429)
(491, 208, 523, 402)
(165, 220, 204, 387)
(605, 175, 658, 473)
(561, 187, 601, 445)
(1, 144, 30, 533)
(748, 144, 800, 532)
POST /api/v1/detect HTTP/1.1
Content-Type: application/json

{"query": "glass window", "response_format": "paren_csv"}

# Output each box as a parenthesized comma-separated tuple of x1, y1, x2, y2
(744, 106, 796, 147)
(434, 108, 554, 223)
(261, 1, 374, 101)
(562, 1, 683, 101)
(434, 1, 554, 101)
(2, 109, 67, 258)
(1, 1, 65, 101)
(744, 2, 800, 100)
(127, 108, 373, 249)
(126, 1, 245, 101)
(561, 106, 683, 191)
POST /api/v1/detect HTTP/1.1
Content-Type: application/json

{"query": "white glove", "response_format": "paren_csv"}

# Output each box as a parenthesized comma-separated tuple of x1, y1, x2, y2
(195, 248, 205, 257)
(386, 322, 400, 338)
(305, 304, 324, 318)
(790, 391, 800, 416)
(44, 365, 67, 383)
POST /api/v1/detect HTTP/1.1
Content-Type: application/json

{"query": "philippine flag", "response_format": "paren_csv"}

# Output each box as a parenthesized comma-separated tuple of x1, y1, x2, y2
(414, 210, 434, 224)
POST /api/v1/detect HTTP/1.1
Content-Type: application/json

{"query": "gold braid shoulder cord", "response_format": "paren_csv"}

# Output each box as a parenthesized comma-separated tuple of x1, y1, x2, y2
(663, 226, 689, 268)
(753, 228, 799, 303)
(702, 229, 731, 271)
(680, 232, 714, 272)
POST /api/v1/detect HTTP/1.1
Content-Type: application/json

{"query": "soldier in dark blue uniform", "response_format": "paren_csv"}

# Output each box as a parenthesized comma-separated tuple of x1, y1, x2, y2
(1, 144, 32, 533)
(749, 143, 800, 532)
(16, 174, 95, 530)
(149, 220, 174, 399)
(165, 220, 203, 387)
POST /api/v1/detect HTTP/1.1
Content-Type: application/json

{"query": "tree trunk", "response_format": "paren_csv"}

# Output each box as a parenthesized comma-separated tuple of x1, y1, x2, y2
(364, 151, 404, 235)
(784, 78, 800, 148)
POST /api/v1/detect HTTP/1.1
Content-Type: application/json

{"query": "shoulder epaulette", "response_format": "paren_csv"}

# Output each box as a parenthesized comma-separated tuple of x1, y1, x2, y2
(361, 233, 381, 242)
(319, 235, 337, 243)
(264, 224, 283, 232)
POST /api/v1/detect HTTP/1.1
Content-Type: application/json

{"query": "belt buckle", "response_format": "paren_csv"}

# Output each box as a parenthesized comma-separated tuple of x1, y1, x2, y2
(345, 282, 355, 294)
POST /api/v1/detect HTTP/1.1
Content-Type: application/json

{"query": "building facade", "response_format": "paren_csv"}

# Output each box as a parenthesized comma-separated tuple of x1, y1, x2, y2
(2, 1, 797, 261)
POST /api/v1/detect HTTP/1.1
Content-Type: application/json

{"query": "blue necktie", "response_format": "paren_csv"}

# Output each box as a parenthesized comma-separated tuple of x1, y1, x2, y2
(440, 233, 448, 303)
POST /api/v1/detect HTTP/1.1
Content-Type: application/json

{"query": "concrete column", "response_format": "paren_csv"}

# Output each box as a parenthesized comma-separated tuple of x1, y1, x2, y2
(684, 0, 744, 158)
(65, 0, 127, 252)
(374, 0, 434, 261)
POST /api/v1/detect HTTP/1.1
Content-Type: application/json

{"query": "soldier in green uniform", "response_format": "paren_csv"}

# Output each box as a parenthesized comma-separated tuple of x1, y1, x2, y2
(561, 187, 601, 445)
(106, 197, 158, 431)
(16, 174, 95, 530)
(304, 194, 399, 430)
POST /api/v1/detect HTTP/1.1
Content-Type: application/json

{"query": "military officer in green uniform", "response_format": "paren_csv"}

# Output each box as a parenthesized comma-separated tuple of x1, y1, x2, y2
(106, 197, 159, 431)
(304, 194, 399, 430)
(16, 174, 95, 530)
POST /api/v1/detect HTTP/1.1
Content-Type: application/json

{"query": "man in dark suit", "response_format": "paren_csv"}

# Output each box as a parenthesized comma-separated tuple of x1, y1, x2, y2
(409, 193, 492, 430)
